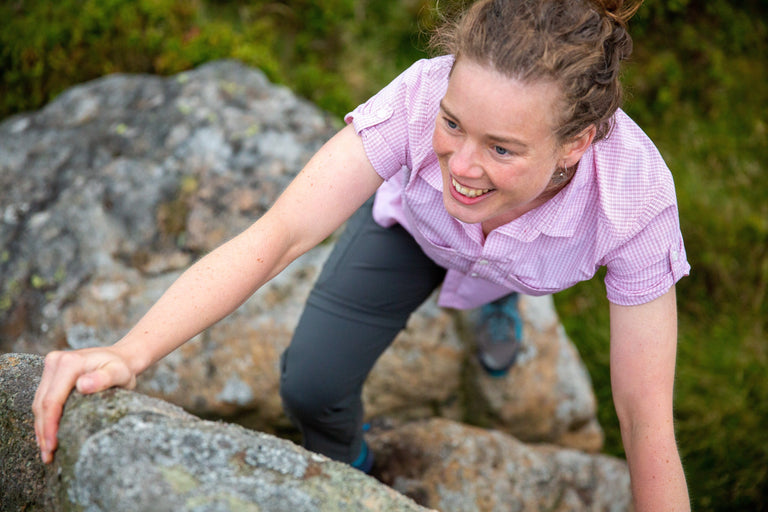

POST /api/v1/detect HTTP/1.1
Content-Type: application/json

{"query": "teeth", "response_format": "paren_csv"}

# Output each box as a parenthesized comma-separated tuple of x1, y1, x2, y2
(452, 178, 491, 198)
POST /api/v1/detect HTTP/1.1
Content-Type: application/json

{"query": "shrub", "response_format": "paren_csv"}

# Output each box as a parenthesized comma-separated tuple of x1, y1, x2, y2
(0, 0, 279, 119)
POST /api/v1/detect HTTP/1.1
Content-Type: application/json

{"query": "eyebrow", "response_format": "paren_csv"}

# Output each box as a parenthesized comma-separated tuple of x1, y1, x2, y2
(439, 100, 531, 149)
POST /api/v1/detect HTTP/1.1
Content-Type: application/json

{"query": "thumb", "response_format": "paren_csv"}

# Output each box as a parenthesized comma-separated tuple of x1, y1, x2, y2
(75, 365, 135, 394)
(75, 370, 112, 394)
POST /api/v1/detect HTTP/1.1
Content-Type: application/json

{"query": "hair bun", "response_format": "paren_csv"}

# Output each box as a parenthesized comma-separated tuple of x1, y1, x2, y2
(591, 0, 643, 28)
(591, 0, 641, 63)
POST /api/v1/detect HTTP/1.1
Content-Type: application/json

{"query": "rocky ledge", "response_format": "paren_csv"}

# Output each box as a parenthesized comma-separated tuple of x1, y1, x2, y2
(1, 353, 632, 511)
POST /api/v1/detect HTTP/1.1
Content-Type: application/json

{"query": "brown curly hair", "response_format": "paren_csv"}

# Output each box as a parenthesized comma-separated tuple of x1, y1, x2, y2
(431, 0, 642, 145)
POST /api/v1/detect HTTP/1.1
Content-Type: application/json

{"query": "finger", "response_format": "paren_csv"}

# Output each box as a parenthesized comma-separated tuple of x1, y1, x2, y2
(32, 351, 89, 462)
(33, 351, 64, 461)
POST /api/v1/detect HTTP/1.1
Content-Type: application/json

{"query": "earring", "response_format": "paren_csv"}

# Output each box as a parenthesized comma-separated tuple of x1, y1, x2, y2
(553, 162, 569, 183)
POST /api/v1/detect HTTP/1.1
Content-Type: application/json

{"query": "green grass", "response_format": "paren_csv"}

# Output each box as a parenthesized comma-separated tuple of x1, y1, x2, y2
(557, 278, 768, 510)
(556, 40, 768, 508)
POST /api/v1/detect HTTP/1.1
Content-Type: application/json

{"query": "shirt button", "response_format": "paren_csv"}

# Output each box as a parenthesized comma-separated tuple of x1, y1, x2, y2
(471, 272, 479, 277)
(478, 259, 489, 265)
(375, 108, 391, 120)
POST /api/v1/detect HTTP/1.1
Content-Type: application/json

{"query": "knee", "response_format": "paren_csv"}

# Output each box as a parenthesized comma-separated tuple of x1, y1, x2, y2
(279, 353, 333, 422)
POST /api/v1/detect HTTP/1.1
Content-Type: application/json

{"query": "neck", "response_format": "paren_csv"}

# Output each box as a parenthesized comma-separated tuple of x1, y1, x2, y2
(481, 194, 550, 236)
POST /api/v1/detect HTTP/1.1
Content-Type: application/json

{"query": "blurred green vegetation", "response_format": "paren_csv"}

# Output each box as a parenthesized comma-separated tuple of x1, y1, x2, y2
(559, 2, 768, 510)
(1, 0, 766, 509)
(0, 0, 439, 120)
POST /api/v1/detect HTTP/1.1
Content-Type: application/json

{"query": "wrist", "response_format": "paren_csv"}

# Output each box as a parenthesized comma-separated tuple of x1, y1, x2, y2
(111, 335, 153, 377)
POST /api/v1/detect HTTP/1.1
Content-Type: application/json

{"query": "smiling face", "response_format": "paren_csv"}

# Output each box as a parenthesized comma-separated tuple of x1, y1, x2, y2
(433, 58, 593, 234)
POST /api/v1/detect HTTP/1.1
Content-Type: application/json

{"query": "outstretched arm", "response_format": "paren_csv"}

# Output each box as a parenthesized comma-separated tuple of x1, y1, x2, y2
(33, 124, 383, 463)
(609, 286, 690, 511)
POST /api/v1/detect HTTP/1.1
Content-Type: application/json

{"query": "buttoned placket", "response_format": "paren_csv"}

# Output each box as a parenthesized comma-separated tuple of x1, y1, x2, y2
(469, 258, 490, 278)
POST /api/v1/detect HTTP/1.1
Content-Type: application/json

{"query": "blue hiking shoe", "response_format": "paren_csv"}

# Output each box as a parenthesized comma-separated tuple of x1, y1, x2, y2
(351, 439, 374, 474)
(475, 293, 523, 377)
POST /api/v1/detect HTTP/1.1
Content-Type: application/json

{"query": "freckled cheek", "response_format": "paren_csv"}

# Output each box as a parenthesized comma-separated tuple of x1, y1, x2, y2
(431, 127, 451, 159)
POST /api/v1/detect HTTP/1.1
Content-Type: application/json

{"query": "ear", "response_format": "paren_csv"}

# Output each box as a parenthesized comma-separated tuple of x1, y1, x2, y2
(561, 125, 596, 167)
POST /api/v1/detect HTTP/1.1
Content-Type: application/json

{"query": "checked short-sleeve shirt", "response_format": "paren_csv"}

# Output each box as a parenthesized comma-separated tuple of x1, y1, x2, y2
(345, 55, 690, 309)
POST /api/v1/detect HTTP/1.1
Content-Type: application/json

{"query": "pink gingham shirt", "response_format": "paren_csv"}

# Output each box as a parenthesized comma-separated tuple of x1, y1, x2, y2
(345, 56, 690, 309)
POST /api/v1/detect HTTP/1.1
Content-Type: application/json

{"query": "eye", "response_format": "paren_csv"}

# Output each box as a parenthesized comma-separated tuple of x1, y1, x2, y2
(444, 118, 458, 130)
(494, 145, 509, 156)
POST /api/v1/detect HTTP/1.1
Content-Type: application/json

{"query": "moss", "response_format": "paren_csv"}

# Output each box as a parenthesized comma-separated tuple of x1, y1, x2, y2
(0, 294, 12, 312)
(160, 465, 200, 494)
(30, 274, 47, 289)
(156, 176, 198, 243)
(452, 312, 496, 429)
(185, 494, 261, 511)
(53, 265, 67, 284)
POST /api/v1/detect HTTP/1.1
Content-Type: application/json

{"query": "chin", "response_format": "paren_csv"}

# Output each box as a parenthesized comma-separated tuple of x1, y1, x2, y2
(442, 195, 484, 225)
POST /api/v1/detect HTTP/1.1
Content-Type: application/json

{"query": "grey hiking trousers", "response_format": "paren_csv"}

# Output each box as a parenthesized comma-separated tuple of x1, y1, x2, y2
(279, 199, 446, 463)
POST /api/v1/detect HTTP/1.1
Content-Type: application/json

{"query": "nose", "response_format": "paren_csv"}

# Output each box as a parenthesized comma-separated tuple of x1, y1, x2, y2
(449, 140, 483, 179)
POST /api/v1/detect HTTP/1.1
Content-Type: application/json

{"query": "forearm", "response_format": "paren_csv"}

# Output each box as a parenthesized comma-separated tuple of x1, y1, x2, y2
(113, 217, 291, 375)
(621, 421, 690, 511)
(609, 289, 689, 511)
(105, 125, 380, 376)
